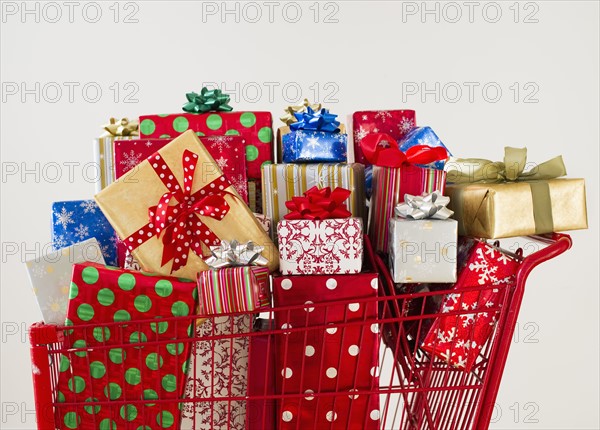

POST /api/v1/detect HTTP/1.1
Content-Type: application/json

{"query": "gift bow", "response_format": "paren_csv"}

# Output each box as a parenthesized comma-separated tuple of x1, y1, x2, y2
(280, 99, 322, 125)
(360, 133, 448, 168)
(204, 240, 268, 269)
(284, 186, 352, 220)
(289, 106, 340, 133)
(395, 191, 454, 220)
(124, 149, 236, 273)
(183, 87, 233, 113)
(103, 117, 139, 136)
(446, 147, 567, 183)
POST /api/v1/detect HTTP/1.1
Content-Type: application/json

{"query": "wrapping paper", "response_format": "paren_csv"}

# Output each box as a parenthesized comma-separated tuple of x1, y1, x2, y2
(398, 127, 450, 170)
(369, 165, 447, 253)
(95, 130, 279, 280)
(181, 315, 251, 430)
(445, 179, 588, 239)
(261, 163, 366, 233)
(114, 136, 249, 202)
(254, 213, 272, 236)
(25, 238, 105, 325)
(272, 244, 380, 430)
(139, 112, 273, 179)
(281, 128, 347, 163)
(198, 266, 270, 315)
(92, 135, 138, 193)
(388, 218, 457, 283)
(248, 179, 262, 214)
(247, 319, 276, 430)
(278, 218, 363, 275)
(352, 110, 416, 166)
(56, 262, 198, 430)
(421, 242, 520, 371)
(51, 200, 118, 266)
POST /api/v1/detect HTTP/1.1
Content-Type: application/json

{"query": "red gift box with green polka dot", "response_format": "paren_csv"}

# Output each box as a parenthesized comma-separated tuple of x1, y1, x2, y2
(56, 262, 198, 430)
(139, 112, 273, 179)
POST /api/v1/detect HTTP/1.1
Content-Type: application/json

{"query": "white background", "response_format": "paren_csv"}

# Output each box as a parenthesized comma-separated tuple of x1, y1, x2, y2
(1, 1, 598, 428)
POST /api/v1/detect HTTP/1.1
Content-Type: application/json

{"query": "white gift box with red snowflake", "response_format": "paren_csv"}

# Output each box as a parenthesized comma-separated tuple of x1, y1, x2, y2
(277, 218, 363, 275)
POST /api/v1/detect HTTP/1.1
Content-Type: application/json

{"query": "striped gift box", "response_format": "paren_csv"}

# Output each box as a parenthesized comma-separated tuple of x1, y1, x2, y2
(92, 134, 138, 193)
(369, 164, 447, 253)
(198, 266, 270, 315)
(261, 163, 366, 238)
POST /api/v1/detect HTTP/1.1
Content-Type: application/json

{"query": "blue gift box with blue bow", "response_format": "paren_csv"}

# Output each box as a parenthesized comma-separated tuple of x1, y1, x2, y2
(51, 200, 118, 266)
(281, 107, 347, 163)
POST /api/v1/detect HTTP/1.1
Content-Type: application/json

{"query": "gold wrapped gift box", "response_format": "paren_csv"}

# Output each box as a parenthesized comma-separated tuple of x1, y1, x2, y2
(445, 178, 588, 239)
(95, 130, 279, 279)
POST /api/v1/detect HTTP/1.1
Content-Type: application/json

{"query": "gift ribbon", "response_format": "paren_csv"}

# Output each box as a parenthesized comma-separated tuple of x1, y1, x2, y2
(284, 186, 352, 220)
(103, 117, 139, 136)
(182, 87, 233, 113)
(289, 106, 340, 133)
(124, 149, 236, 273)
(395, 191, 454, 220)
(445, 147, 567, 183)
(360, 133, 449, 168)
(204, 240, 268, 269)
(447, 148, 568, 235)
(280, 99, 322, 125)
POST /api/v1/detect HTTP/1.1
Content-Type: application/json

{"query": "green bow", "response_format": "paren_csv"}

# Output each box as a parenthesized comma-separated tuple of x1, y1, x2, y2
(183, 87, 233, 113)
(446, 147, 567, 184)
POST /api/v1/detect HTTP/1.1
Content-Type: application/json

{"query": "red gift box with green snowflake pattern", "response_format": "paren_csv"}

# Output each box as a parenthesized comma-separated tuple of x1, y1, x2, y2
(138, 112, 273, 179)
(55, 262, 198, 430)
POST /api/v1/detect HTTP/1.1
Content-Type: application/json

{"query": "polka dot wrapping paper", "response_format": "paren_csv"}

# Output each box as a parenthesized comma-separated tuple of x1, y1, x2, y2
(421, 241, 520, 372)
(272, 255, 380, 429)
(139, 112, 274, 180)
(95, 130, 279, 279)
(56, 262, 198, 430)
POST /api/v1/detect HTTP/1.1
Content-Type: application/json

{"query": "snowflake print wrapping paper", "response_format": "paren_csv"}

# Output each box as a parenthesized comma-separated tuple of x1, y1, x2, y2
(398, 126, 451, 170)
(352, 110, 416, 166)
(51, 200, 118, 266)
(277, 218, 363, 275)
(421, 241, 520, 371)
(272, 266, 380, 429)
(55, 262, 198, 430)
(180, 315, 251, 430)
(281, 129, 347, 163)
(25, 238, 105, 325)
(138, 111, 273, 180)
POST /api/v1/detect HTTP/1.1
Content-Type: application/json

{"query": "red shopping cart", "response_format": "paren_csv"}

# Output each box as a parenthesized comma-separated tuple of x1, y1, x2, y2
(29, 233, 571, 430)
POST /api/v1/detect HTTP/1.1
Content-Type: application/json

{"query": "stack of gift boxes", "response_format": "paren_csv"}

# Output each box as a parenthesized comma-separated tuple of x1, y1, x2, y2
(25, 90, 588, 430)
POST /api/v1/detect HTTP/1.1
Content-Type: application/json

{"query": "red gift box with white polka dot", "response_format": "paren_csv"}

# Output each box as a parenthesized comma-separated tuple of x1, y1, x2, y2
(272, 246, 381, 429)
(55, 262, 198, 430)
(421, 241, 520, 371)
(138, 112, 273, 180)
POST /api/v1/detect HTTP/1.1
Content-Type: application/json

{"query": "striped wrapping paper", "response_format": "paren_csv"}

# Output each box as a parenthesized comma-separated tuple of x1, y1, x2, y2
(261, 163, 366, 236)
(198, 266, 270, 315)
(92, 135, 137, 193)
(369, 164, 447, 253)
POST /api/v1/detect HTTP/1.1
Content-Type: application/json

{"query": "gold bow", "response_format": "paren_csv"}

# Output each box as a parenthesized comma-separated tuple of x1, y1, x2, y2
(280, 99, 322, 125)
(103, 117, 139, 136)
(446, 147, 566, 184)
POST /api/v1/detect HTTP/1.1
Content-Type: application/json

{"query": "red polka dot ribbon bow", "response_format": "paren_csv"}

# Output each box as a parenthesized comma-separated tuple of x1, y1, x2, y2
(125, 149, 234, 273)
(284, 186, 352, 221)
(360, 132, 449, 168)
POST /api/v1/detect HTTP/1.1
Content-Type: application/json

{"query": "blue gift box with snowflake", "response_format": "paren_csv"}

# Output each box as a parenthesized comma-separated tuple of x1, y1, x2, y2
(51, 200, 118, 266)
(281, 107, 347, 163)
(398, 126, 451, 170)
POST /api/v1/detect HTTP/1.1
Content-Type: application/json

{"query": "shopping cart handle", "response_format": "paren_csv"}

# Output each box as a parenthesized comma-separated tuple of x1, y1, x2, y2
(517, 233, 572, 281)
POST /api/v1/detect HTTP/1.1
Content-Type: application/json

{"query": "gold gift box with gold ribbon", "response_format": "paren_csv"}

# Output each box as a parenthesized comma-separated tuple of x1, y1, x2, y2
(445, 147, 588, 239)
(95, 130, 279, 279)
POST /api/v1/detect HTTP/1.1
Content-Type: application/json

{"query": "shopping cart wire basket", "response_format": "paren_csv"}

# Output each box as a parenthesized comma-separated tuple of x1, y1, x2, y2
(29, 233, 572, 430)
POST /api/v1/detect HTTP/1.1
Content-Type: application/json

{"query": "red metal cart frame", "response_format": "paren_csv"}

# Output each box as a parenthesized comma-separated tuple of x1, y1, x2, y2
(29, 233, 572, 430)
